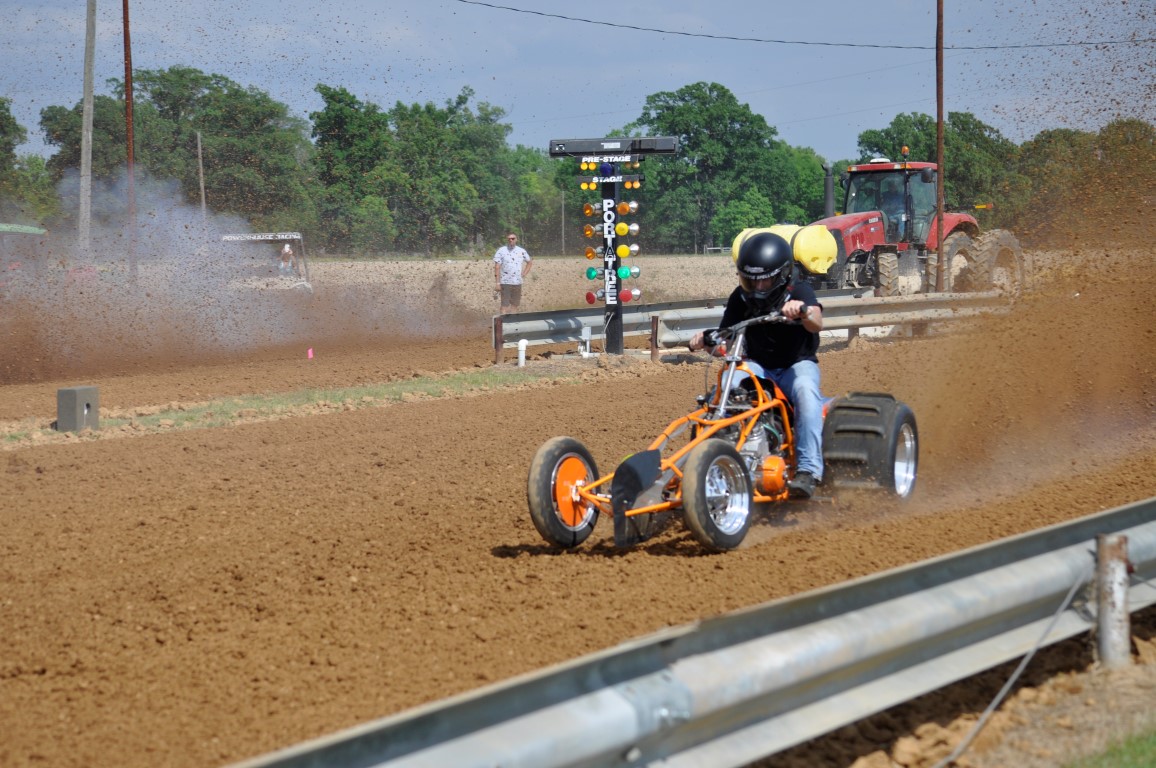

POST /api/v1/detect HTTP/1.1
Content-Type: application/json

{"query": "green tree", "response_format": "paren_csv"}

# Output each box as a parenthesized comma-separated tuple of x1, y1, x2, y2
(309, 84, 392, 249)
(626, 82, 802, 252)
(349, 194, 396, 254)
(39, 67, 316, 231)
(0, 97, 27, 176)
(857, 112, 938, 163)
(6, 155, 60, 222)
(856, 111, 1028, 229)
(0, 97, 53, 222)
(1015, 119, 1155, 246)
(309, 84, 545, 255)
(1095, 118, 1156, 222)
(710, 188, 777, 247)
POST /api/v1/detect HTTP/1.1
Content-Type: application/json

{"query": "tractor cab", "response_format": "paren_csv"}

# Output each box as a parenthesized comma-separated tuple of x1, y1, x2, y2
(842, 158, 939, 245)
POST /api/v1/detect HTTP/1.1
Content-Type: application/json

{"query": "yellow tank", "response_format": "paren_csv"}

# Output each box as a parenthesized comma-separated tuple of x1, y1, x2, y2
(731, 224, 837, 276)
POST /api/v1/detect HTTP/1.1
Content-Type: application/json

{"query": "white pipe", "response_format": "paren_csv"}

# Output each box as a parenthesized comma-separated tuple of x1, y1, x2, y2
(517, 339, 527, 367)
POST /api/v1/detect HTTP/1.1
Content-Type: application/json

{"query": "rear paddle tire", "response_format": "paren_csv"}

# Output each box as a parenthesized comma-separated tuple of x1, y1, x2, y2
(527, 436, 600, 548)
(681, 439, 753, 552)
(882, 404, 919, 498)
(823, 394, 918, 498)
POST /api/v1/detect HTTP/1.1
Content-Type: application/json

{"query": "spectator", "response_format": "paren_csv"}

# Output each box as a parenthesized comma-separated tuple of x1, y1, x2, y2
(493, 233, 532, 313)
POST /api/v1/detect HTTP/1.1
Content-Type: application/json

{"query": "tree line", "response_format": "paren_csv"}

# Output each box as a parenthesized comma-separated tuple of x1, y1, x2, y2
(0, 67, 1152, 255)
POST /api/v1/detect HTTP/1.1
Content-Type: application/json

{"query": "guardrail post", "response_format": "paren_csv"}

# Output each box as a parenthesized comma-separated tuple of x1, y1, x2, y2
(1096, 533, 1131, 669)
(650, 316, 660, 362)
(493, 316, 504, 364)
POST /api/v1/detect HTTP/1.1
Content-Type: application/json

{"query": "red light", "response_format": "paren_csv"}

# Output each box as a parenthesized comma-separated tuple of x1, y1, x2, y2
(585, 291, 597, 304)
(620, 290, 632, 303)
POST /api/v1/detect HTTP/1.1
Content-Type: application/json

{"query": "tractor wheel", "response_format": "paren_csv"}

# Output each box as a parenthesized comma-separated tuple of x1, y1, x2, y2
(681, 439, 753, 552)
(924, 248, 944, 292)
(945, 232, 992, 292)
(527, 436, 600, 548)
(822, 394, 918, 498)
(876, 252, 900, 297)
(973, 229, 1025, 295)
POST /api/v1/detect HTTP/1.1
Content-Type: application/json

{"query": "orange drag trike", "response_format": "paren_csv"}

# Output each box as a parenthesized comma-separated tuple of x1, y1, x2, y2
(527, 311, 918, 552)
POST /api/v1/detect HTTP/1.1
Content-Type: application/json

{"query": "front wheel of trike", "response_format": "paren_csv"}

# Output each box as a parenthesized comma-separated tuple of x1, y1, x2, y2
(527, 436, 600, 548)
(681, 439, 753, 552)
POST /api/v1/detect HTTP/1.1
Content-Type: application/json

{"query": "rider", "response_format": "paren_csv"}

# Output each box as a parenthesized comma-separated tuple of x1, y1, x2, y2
(688, 231, 826, 499)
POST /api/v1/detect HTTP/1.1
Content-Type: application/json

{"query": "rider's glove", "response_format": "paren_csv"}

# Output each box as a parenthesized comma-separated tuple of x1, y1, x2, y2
(702, 330, 720, 349)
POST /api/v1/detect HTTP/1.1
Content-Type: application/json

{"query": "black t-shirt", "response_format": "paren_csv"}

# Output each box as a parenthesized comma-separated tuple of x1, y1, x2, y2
(717, 281, 822, 370)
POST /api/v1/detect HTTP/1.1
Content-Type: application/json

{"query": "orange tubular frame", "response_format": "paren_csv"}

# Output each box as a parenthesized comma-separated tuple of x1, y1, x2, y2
(571, 360, 798, 518)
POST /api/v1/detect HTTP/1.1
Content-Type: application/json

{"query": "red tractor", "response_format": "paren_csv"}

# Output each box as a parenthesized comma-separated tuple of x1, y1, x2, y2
(797, 151, 1025, 297)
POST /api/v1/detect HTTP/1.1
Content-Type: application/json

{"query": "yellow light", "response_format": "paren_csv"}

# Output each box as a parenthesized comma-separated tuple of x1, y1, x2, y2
(580, 161, 590, 171)
(583, 224, 595, 238)
(582, 182, 592, 190)
(616, 200, 638, 215)
(585, 246, 597, 259)
(615, 222, 628, 237)
(616, 244, 630, 258)
(583, 203, 597, 217)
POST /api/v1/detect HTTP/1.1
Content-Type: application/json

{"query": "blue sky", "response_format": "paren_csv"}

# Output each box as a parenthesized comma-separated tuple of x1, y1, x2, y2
(2, 0, 1152, 163)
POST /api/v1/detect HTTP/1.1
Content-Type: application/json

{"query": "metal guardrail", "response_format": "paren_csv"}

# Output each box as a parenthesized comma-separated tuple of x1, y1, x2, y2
(492, 291, 1010, 362)
(229, 497, 1156, 768)
(491, 297, 727, 361)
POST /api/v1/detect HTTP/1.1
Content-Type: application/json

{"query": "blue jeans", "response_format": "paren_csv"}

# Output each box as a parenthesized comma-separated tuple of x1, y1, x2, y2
(748, 360, 824, 480)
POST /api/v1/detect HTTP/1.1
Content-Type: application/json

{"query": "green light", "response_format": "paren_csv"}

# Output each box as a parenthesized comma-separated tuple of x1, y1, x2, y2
(585, 267, 599, 280)
(617, 266, 630, 280)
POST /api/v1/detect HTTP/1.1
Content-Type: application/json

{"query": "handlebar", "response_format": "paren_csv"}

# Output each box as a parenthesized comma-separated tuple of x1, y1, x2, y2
(706, 311, 799, 346)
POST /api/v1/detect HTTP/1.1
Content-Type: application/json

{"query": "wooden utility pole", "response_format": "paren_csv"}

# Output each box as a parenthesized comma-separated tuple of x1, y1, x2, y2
(935, 0, 946, 291)
(123, 0, 137, 279)
(80, 0, 96, 253)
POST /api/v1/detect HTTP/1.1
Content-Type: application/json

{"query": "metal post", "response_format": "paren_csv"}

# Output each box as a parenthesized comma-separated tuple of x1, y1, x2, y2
(1096, 534, 1131, 669)
(493, 316, 504, 364)
(196, 131, 207, 220)
(649, 315, 660, 362)
(822, 163, 835, 218)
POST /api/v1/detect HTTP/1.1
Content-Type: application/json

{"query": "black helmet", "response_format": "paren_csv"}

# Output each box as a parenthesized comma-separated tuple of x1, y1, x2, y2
(736, 232, 794, 313)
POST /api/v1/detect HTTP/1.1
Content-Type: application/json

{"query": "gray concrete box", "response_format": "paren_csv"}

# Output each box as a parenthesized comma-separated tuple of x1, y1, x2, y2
(57, 386, 99, 432)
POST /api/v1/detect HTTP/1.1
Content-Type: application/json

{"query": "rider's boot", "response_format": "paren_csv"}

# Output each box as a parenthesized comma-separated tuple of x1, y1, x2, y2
(787, 471, 817, 500)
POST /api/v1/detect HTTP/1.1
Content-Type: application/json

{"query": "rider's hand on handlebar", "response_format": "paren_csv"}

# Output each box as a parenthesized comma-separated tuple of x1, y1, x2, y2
(689, 330, 726, 356)
(783, 300, 810, 323)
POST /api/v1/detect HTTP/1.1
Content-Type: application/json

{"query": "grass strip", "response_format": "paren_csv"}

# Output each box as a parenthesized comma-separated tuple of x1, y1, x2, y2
(2, 367, 584, 444)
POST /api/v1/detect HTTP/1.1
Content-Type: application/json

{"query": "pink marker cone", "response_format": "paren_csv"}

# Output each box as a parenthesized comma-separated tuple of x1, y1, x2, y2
(307, 348, 314, 359)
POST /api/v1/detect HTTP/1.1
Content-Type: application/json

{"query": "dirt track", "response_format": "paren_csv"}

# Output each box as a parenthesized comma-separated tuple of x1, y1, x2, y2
(1, 251, 1154, 767)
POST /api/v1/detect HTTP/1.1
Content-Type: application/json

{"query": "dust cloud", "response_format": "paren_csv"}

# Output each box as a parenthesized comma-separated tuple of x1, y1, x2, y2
(0, 171, 491, 384)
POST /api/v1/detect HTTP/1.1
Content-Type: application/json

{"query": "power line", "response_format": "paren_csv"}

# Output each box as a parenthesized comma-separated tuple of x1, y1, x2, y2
(455, 0, 1156, 51)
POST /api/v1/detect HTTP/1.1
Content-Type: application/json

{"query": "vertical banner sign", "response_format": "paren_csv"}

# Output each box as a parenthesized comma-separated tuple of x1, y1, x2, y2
(600, 187, 620, 349)
(549, 137, 679, 355)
